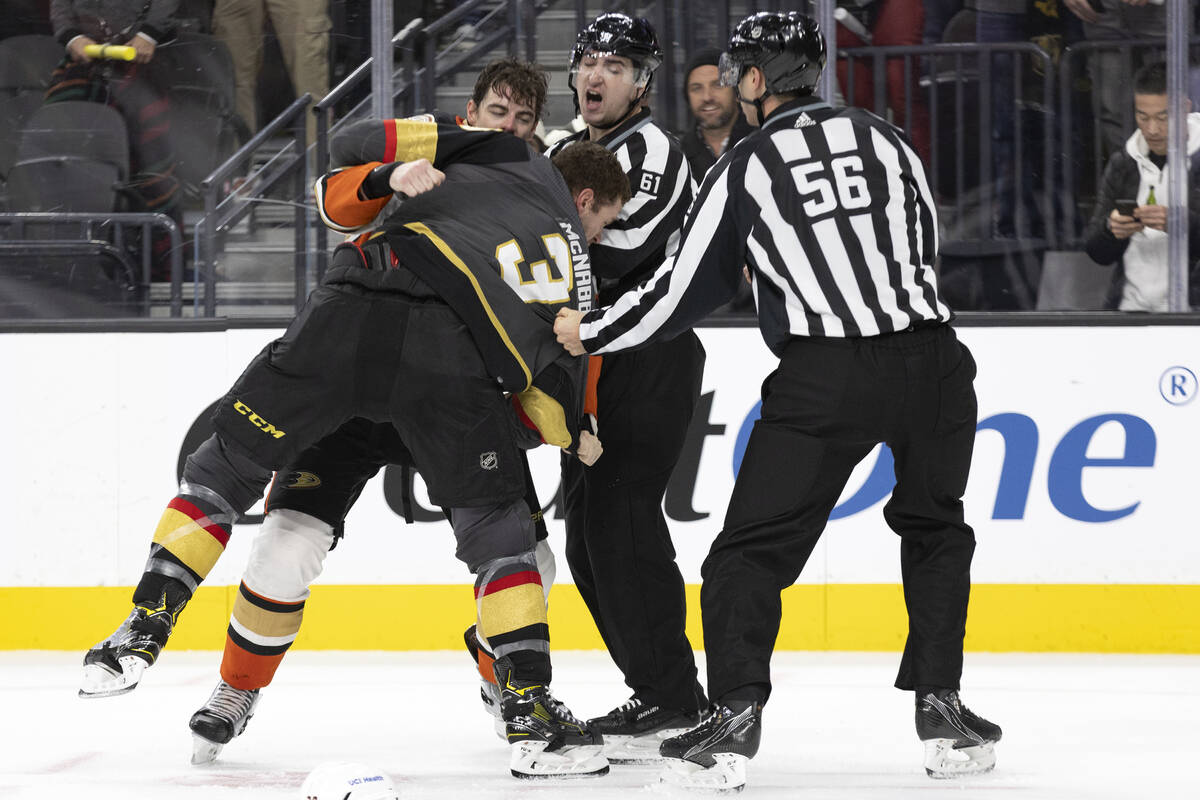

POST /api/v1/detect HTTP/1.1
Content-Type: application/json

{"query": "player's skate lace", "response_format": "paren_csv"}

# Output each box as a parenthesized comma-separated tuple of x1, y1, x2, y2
(189, 680, 261, 744)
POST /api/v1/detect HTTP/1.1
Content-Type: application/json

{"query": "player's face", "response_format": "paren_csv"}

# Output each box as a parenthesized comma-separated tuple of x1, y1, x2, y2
(576, 52, 643, 130)
(466, 86, 538, 141)
(580, 197, 623, 244)
(687, 64, 737, 130)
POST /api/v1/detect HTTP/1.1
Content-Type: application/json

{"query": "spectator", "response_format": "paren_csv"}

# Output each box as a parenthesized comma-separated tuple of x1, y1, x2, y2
(46, 0, 183, 276)
(211, 0, 330, 141)
(1062, 0, 1169, 160)
(680, 48, 753, 181)
(1083, 61, 1200, 311)
(835, 0, 931, 163)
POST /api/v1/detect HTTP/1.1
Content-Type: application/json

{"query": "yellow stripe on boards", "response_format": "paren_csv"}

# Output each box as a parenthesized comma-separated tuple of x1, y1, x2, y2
(1, 584, 1197, 653)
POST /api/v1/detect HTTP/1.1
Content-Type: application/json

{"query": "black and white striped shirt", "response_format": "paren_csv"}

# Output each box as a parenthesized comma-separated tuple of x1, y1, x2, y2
(578, 97, 952, 356)
(547, 108, 693, 297)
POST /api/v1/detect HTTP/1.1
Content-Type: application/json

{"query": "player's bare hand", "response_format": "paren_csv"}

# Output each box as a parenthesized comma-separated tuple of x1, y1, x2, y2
(389, 159, 445, 196)
(575, 430, 603, 466)
(1108, 209, 1142, 239)
(128, 34, 156, 63)
(554, 308, 586, 356)
(68, 36, 98, 61)
(1062, 0, 1102, 23)
(1135, 203, 1167, 232)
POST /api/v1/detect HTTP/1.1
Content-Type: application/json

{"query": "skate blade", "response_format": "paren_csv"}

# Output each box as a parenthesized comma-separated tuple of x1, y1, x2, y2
(923, 739, 996, 778)
(191, 734, 225, 765)
(602, 728, 691, 765)
(509, 740, 609, 779)
(660, 753, 747, 793)
(78, 656, 146, 699)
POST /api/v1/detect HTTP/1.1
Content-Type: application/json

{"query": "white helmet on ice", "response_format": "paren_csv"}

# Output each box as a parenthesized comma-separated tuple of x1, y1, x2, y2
(299, 761, 399, 800)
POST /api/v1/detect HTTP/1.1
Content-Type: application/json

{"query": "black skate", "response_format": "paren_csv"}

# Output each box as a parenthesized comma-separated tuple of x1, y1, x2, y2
(188, 679, 262, 764)
(659, 701, 761, 793)
(588, 696, 703, 764)
(495, 657, 608, 779)
(916, 689, 1002, 778)
(78, 589, 185, 698)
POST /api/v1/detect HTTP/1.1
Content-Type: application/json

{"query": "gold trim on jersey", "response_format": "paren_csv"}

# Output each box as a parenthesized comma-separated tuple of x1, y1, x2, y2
(403, 221, 533, 390)
(391, 119, 440, 163)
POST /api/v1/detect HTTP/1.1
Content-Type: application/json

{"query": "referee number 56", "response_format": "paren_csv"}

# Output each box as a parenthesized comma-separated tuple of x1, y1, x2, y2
(791, 155, 871, 217)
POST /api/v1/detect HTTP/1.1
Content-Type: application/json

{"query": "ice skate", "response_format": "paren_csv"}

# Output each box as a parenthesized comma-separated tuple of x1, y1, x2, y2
(659, 701, 761, 793)
(916, 689, 1002, 778)
(78, 590, 184, 698)
(188, 679, 261, 765)
(496, 658, 608, 779)
(587, 696, 702, 764)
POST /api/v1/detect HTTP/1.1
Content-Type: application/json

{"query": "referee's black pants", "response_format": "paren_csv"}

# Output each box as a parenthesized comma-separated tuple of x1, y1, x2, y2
(700, 324, 978, 704)
(562, 330, 708, 713)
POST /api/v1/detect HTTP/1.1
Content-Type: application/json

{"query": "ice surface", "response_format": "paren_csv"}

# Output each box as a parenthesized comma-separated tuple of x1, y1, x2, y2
(4, 650, 1197, 799)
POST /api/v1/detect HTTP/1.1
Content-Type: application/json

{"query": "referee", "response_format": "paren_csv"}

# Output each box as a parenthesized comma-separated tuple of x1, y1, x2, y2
(545, 12, 709, 752)
(555, 12, 1001, 790)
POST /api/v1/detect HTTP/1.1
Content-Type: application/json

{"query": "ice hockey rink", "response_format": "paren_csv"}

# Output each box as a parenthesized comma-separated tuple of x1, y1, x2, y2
(4, 649, 1197, 800)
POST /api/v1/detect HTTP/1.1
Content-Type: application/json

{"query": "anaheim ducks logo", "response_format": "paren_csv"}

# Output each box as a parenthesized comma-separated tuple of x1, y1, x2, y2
(283, 471, 322, 489)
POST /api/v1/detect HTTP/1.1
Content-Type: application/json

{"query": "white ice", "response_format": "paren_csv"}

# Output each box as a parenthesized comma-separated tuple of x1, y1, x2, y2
(4, 650, 1197, 799)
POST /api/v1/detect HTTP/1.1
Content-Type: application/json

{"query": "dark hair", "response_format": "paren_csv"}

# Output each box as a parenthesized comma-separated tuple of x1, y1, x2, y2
(1134, 61, 1167, 96)
(551, 141, 632, 208)
(472, 59, 549, 121)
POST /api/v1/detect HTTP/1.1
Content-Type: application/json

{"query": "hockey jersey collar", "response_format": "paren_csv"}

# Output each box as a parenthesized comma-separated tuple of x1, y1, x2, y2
(576, 107, 655, 151)
(760, 96, 833, 132)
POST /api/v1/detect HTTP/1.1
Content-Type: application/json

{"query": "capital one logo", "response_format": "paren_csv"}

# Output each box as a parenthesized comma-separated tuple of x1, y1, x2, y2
(733, 403, 1157, 523)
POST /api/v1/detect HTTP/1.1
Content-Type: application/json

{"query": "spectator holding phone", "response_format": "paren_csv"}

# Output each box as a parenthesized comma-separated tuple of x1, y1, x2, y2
(1083, 61, 1200, 311)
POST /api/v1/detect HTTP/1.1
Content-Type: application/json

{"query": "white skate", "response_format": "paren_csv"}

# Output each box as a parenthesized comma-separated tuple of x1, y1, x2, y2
(509, 739, 609, 779)
(923, 738, 997, 778)
(660, 752, 748, 793)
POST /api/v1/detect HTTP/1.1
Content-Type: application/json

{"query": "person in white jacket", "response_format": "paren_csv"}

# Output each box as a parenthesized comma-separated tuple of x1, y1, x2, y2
(1083, 60, 1200, 311)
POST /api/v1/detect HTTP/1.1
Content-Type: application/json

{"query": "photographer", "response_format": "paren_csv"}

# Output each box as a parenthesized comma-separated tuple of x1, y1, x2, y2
(1083, 61, 1200, 311)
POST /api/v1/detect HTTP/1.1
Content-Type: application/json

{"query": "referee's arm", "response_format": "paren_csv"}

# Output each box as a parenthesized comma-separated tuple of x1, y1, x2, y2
(572, 156, 749, 354)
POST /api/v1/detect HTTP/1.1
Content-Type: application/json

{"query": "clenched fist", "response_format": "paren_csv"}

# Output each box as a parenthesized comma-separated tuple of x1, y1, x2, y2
(389, 159, 445, 197)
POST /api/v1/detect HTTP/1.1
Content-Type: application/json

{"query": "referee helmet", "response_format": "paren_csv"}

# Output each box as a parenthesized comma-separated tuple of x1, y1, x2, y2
(568, 12, 663, 92)
(719, 11, 825, 97)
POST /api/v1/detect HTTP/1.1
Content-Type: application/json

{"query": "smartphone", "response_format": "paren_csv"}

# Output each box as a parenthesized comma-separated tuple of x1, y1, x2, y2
(1114, 198, 1137, 217)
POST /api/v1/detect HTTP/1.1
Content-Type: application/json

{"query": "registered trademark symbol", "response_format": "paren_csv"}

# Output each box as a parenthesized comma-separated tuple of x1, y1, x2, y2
(1159, 366, 1196, 406)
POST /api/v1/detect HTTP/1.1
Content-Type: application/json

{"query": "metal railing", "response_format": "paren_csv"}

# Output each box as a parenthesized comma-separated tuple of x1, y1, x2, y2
(0, 212, 183, 316)
(195, 94, 311, 317)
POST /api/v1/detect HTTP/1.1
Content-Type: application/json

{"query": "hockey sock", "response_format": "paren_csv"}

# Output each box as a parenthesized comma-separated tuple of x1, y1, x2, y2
(134, 487, 238, 606)
(475, 554, 550, 685)
(221, 581, 304, 691)
(221, 509, 333, 691)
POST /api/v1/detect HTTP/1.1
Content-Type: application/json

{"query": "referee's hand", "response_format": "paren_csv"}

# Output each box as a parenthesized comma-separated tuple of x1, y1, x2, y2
(554, 308, 586, 355)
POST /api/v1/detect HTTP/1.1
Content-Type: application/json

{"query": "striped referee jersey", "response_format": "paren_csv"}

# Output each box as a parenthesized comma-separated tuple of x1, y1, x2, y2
(578, 96, 952, 356)
(547, 108, 693, 295)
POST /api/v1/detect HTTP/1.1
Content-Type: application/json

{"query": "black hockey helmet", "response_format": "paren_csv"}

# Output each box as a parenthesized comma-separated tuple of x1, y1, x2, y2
(568, 12, 663, 92)
(719, 11, 825, 97)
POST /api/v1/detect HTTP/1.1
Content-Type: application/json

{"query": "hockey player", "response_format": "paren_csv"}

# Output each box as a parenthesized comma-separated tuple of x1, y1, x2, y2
(544, 12, 709, 764)
(554, 11, 1002, 791)
(77, 58, 554, 704)
(82, 115, 628, 778)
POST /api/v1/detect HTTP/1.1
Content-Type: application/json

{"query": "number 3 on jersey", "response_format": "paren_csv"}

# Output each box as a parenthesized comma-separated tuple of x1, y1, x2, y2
(496, 234, 574, 304)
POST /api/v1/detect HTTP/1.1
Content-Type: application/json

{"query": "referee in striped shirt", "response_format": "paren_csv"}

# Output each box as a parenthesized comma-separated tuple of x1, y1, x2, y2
(555, 12, 1000, 788)
(544, 13, 709, 743)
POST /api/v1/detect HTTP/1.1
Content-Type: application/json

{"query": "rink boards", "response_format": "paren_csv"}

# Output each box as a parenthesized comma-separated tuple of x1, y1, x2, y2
(2, 324, 1198, 653)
